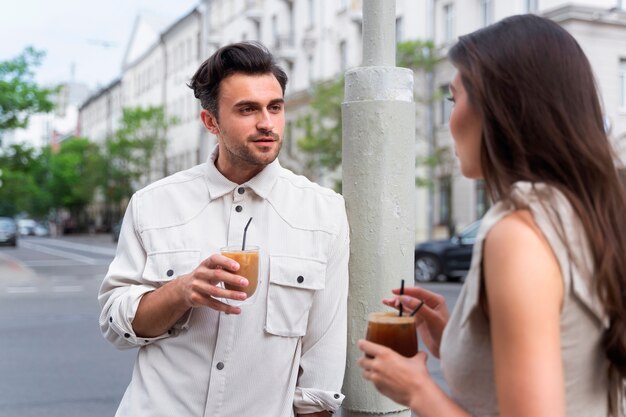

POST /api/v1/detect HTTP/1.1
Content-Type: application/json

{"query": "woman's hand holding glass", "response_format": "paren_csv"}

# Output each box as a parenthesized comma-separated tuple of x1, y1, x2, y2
(382, 286, 449, 358)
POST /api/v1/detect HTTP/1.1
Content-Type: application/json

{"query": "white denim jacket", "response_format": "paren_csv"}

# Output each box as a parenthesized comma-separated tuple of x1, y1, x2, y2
(99, 147, 349, 417)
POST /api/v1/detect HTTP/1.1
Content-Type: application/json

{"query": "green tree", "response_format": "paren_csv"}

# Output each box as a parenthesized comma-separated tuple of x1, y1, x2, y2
(101, 106, 177, 218)
(397, 40, 439, 72)
(295, 41, 446, 193)
(0, 143, 51, 217)
(0, 47, 55, 134)
(296, 76, 344, 192)
(397, 40, 454, 187)
(48, 137, 103, 222)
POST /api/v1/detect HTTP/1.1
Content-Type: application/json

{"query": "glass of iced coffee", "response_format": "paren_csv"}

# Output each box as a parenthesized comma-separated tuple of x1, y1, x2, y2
(220, 245, 260, 305)
(366, 311, 418, 357)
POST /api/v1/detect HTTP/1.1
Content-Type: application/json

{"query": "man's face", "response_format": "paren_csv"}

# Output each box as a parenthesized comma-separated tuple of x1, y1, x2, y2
(201, 73, 285, 183)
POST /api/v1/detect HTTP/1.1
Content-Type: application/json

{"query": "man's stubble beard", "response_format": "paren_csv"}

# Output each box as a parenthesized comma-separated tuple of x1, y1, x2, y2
(224, 132, 283, 168)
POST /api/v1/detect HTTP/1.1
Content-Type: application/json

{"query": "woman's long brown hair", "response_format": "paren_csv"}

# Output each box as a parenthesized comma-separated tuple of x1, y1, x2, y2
(449, 14, 626, 412)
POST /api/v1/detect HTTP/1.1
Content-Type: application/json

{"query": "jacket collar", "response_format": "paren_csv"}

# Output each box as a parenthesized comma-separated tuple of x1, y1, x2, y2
(205, 145, 281, 201)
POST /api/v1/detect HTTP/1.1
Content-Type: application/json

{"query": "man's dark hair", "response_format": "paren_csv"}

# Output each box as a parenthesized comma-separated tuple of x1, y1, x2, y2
(188, 42, 288, 119)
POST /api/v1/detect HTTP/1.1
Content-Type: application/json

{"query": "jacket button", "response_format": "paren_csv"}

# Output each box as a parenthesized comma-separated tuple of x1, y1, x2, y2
(216, 362, 224, 370)
(109, 317, 113, 323)
(297, 276, 304, 283)
(235, 205, 243, 212)
(238, 187, 245, 194)
(124, 333, 130, 338)
(334, 393, 340, 399)
(167, 269, 174, 277)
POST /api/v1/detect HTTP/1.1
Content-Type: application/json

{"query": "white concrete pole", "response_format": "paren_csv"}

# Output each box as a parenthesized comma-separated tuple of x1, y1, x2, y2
(341, 0, 415, 416)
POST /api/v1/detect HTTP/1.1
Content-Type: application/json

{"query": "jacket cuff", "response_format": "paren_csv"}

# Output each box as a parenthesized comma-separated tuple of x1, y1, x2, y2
(293, 387, 345, 414)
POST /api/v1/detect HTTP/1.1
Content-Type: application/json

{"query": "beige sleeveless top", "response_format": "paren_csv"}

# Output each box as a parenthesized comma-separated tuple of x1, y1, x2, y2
(440, 182, 611, 417)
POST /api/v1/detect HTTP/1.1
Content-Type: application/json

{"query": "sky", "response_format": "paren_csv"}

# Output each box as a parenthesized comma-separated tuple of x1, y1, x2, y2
(0, 0, 199, 91)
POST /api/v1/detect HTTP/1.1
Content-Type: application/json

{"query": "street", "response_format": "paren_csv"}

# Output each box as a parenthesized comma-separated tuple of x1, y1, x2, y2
(0, 234, 461, 416)
(0, 235, 135, 417)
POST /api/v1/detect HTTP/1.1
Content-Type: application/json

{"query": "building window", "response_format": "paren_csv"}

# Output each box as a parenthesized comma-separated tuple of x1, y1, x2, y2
(440, 84, 453, 125)
(308, 54, 315, 85)
(272, 15, 279, 48)
(475, 179, 490, 218)
(308, 0, 315, 28)
(438, 176, 452, 226)
(197, 32, 202, 60)
(619, 58, 626, 111)
(480, 0, 494, 26)
(526, 0, 538, 13)
(339, 41, 347, 72)
(396, 17, 403, 43)
(443, 4, 455, 43)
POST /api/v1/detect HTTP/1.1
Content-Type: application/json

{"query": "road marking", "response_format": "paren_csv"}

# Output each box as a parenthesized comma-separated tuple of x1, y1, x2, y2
(27, 237, 116, 256)
(6, 286, 38, 293)
(23, 259, 111, 267)
(52, 285, 84, 293)
(19, 241, 97, 264)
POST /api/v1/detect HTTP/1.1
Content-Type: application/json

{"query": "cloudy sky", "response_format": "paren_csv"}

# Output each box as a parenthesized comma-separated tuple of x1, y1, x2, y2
(0, 0, 199, 90)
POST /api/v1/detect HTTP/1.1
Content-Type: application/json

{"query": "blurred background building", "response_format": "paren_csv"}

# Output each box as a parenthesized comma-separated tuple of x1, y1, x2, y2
(74, 0, 626, 240)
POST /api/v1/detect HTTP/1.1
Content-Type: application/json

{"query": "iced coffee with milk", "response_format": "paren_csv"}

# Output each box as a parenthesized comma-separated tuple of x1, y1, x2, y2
(366, 311, 418, 357)
(221, 245, 259, 298)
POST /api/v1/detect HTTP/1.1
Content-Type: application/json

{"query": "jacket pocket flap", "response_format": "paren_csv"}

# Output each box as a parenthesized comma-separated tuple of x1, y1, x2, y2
(143, 250, 201, 282)
(269, 255, 326, 290)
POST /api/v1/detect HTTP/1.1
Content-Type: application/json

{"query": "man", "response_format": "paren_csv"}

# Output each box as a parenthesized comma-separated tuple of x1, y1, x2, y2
(99, 42, 349, 417)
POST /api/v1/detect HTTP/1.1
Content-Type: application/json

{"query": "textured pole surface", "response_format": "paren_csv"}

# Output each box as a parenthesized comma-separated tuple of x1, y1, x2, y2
(342, 0, 415, 416)
(362, 0, 396, 67)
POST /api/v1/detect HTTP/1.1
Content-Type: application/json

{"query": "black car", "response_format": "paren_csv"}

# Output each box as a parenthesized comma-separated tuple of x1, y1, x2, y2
(414, 220, 481, 282)
(0, 217, 18, 247)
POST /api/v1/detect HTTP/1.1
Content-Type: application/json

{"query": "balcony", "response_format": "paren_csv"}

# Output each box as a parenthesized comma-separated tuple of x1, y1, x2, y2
(245, 0, 262, 22)
(274, 34, 297, 62)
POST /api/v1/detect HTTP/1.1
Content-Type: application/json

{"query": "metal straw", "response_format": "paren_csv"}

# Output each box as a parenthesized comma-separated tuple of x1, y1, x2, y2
(410, 299, 425, 317)
(398, 279, 405, 317)
(242, 217, 253, 250)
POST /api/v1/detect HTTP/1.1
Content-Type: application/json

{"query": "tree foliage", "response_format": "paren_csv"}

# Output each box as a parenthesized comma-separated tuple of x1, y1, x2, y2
(0, 144, 51, 217)
(397, 40, 454, 187)
(397, 40, 439, 72)
(0, 47, 55, 132)
(295, 41, 447, 192)
(296, 77, 344, 191)
(102, 106, 176, 207)
(0, 106, 176, 230)
(48, 137, 103, 213)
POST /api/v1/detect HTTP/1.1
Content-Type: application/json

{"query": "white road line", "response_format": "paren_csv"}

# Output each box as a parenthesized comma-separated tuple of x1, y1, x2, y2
(19, 241, 97, 264)
(52, 285, 84, 293)
(6, 286, 38, 293)
(23, 259, 111, 267)
(27, 237, 116, 256)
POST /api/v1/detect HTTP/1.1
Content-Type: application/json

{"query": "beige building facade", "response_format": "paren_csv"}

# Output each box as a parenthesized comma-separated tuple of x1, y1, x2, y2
(78, 0, 626, 240)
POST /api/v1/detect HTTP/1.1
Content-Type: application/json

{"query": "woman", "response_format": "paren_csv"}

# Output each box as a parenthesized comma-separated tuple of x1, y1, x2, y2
(357, 14, 626, 417)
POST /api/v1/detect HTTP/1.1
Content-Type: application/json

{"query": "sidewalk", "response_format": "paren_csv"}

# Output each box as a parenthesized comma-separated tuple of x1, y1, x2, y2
(0, 251, 37, 285)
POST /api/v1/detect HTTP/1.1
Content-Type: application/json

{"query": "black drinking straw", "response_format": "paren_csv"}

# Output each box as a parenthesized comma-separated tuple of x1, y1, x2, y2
(410, 299, 425, 317)
(398, 279, 405, 317)
(242, 217, 253, 250)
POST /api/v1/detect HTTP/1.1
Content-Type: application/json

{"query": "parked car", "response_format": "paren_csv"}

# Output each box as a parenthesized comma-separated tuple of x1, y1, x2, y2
(17, 218, 37, 236)
(33, 222, 50, 237)
(0, 217, 18, 247)
(414, 220, 481, 282)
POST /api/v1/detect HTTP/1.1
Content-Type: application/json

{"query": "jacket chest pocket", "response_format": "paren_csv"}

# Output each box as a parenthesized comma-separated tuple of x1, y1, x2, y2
(265, 255, 327, 337)
(143, 250, 201, 284)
